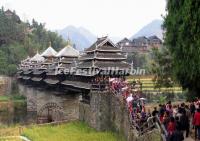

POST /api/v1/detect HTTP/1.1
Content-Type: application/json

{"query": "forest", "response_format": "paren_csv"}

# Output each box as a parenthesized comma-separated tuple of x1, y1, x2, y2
(0, 7, 66, 76)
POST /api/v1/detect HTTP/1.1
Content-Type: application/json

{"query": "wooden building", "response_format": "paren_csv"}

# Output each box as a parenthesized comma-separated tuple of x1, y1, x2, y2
(30, 52, 46, 84)
(17, 37, 130, 95)
(40, 45, 58, 86)
(18, 56, 32, 81)
(117, 38, 138, 53)
(57, 44, 80, 90)
(117, 35, 162, 54)
(61, 36, 130, 92)
(148, 35, 162, 48)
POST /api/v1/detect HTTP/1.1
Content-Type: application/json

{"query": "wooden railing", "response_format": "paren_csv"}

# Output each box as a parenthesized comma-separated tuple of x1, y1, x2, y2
(91, 84, 109, 91)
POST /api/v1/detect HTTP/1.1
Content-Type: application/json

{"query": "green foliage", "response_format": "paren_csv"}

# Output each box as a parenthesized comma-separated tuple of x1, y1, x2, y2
(164, 0, 200, 99)
(0, 96, 10, 102)
(0, 7, 66, 76)
(10, 95, 26, 101)
(7, 64, 17, 76)
(150, 47, 174, 89)
(158, 96, 167, 104)
(127, 52, 148, 68)
(0, 94, 25, 102)
(0, 50, 7, 74)
(23, 121, 126, 141)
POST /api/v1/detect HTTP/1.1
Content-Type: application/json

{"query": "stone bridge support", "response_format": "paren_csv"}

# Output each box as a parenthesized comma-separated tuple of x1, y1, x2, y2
(79, 91, 162, 141)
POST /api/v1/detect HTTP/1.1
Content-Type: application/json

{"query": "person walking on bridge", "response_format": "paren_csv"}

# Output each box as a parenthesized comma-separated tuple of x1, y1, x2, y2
(193, 108, 200, 141)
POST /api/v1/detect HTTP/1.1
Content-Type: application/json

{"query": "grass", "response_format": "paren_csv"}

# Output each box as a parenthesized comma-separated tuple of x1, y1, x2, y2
(0, 138, 22, 141)
(23, 121, 126, 141)
(127, 76, 183, 94)
(0, 95, 26, 102)
(0, 126, 22, 136)
(0, 96, 10, 102)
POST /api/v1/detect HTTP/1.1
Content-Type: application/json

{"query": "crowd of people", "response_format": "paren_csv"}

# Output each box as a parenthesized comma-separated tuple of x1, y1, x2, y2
(151, 100, 200, 141)
(109, 78, 149, 130)
(109, 77, 200, 141)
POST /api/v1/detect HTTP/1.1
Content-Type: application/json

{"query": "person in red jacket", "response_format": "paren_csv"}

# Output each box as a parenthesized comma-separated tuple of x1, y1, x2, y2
(193, 108, 200, 140)
(167, 117, 176, 136)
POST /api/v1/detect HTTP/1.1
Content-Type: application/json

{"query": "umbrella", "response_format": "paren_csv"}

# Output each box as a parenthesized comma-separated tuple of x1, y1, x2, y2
(109, 78, 115, 82)
(126, 96, 133, 102)
(139, 98, 147, 101)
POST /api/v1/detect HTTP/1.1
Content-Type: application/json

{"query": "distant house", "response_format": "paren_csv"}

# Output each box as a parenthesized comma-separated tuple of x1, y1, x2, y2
(132, 36, 149, 52)
(4, 9, 21, 24)
(148, 35, 162, 48)
(117, 38, 137, 53)
(117, 35, 162, 54)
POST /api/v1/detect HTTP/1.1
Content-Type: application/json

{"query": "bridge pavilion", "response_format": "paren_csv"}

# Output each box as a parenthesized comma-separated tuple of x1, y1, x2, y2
(44, 44, 79, 87)
(61, 36, 130, 92)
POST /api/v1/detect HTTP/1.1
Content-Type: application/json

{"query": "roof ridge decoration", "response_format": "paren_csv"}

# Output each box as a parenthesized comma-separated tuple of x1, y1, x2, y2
(66, 36, 72, 46)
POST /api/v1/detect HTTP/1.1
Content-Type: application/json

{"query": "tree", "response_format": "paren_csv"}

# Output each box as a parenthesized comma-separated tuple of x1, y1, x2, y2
(0, 50, 7, 74)
(127, 52, 148, 68)
(0, 8, 66, 76)
(150, 47, 174, 90)
(163, 0, 200, 100)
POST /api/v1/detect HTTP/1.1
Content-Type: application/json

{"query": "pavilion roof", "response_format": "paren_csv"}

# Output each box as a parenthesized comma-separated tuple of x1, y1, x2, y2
(85, 36, 121, 52)
(41, 46, 57, 57)
(59, 57, 78, 64)
(31, 53, 44, 62)
(56, 45, 79, 57)
(78, 60, 130, 69)
(31, 77, 43, 82)
(79, 52, 126, 60)
(61, 80, 91, 90)
(44, 79, 59, 85)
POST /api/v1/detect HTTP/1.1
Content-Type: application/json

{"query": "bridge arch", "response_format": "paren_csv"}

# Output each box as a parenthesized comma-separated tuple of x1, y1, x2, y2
(37, 102, 65, 123)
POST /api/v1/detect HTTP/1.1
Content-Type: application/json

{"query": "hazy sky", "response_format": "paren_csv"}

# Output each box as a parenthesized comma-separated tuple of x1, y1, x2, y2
(0, 0, 166, 37)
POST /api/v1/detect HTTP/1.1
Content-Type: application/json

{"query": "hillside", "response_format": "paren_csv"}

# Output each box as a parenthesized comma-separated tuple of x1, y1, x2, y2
(0, 8, 66, 76)
(57, 26, 96, 50)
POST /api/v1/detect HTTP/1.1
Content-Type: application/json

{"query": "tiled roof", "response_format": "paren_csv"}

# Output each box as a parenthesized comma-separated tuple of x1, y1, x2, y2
(60, 57, 77, 63)
(56, 45, 79, 57)
(31, 53, 44, 62)
(78, 60, 130, 69)
(61, 80, 91, 90)
(44, 79, 59, 85)
(85, 37, 120, 52)
(79, 52, 126, 60)
(31, 77, 43, 82)
(32, 70, 45, 75)
(22, 76, 31, 80)
(23, 70, 32, 75)
(41, 46, 57, 57)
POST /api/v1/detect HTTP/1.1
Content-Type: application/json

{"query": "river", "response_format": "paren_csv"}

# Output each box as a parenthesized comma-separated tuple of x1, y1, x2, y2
(0, 77, 80, 126)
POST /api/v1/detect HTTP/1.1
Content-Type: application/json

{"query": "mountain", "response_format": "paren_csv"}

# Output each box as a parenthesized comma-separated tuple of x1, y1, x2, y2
(131, 19, 163, 39)
(57, 26, 97, 50)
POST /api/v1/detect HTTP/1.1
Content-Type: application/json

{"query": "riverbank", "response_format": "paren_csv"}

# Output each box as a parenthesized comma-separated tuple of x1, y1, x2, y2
(0, 121, 126, 141)
(0, 95, 26, 102)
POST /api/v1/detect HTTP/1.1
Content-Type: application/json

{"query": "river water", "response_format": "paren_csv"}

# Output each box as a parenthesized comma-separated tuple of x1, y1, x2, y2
(0, 77, 80, 126)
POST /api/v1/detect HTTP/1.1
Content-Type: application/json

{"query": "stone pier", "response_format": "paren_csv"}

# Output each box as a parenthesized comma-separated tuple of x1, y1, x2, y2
(79, 91, 162, 141)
